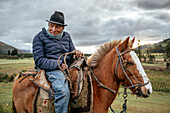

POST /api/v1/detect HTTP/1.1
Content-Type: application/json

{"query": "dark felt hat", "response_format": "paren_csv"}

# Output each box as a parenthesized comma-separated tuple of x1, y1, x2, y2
(46, 11, 67, 26)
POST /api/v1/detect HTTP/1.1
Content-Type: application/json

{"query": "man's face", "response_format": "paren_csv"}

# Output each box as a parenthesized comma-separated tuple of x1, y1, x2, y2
(48, 22, 64, 35)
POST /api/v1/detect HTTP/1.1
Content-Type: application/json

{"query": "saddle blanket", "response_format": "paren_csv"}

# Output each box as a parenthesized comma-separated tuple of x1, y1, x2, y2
(33, 73, 93, 113)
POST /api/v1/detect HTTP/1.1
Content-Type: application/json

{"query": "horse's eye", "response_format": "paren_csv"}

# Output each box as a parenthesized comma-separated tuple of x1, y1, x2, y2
(127, 61, 134, 65)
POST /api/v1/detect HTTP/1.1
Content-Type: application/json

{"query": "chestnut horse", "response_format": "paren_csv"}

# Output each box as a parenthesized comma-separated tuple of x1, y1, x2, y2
(12, 37, 152, 113)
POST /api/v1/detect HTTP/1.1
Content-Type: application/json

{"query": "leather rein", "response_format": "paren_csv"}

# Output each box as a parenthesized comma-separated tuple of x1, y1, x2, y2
(90, 46, 150, 95)
(57, 48, 150, 113)
(57, 47, 150, 94)
(90, 46, 150, 113)
(114, 46, 150, 89)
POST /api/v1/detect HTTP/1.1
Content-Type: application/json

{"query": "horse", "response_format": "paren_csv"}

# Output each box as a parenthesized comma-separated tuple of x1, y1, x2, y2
(12, 37, 152, 113)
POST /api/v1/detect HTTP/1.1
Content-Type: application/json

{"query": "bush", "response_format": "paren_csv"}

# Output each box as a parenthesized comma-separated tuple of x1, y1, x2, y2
(0, 73, 9, 82)
(0, 73, 16, 82)
(6, 56, 19, 59)
(0, 55, 9, 59)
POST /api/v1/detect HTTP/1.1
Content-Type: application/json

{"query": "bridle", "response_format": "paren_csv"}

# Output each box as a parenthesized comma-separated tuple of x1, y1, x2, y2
(90, 46, 150, 95)
(58, 46, 150, 113)
(90, 46, 150, 113)
(114, 46, 150, 89)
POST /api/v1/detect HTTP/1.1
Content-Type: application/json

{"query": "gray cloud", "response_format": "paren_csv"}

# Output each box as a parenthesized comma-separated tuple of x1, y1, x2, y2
(135, 0, 170, 10)
(0, 0, 169, 52)
(154, 13, 170, 22)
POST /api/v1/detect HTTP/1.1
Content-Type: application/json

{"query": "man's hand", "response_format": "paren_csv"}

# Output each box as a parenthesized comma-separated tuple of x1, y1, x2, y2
(73, 50, 84, 58)
(61, 63, 67, 71)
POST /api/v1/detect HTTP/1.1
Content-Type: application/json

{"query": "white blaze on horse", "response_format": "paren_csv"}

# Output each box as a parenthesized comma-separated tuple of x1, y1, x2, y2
(12, 37, 152, 113)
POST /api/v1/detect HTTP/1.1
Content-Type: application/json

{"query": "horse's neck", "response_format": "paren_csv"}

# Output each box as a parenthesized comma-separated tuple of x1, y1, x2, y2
(92, 48, 120, 112)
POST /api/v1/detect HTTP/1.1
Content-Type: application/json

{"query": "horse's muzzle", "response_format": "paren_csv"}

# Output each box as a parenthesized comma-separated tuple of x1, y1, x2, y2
(134, 86, 151, 98)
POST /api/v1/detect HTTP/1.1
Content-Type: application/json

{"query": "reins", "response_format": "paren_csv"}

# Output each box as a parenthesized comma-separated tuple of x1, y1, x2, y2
(57, 52, 76, 93)
(58, 47, 150, 113)
(115, 46, 150, 89)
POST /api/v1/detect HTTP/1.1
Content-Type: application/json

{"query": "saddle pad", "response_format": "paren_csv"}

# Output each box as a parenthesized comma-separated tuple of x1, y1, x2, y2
(69, 73, 93, 113)
(33, 74, 93, 113)
(33, 88, 55, 113)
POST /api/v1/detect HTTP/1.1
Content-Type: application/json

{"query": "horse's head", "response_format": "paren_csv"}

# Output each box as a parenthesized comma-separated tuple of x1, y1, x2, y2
(115, 37, 152, 97)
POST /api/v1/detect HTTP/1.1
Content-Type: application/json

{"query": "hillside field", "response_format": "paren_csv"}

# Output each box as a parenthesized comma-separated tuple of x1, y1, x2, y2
(0, 58, 35, 75)
(0, 58, 170, 113)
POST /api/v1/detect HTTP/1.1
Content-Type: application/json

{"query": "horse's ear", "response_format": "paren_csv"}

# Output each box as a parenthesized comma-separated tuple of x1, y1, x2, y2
(129, 37, 135, 48)
(118, 37, 130, 52)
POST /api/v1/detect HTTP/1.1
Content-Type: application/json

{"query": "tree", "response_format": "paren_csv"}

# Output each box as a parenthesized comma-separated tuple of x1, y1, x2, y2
(8, 50, 10, 55)
(11, 48, 18, 56)
(165, 42, 170, 60)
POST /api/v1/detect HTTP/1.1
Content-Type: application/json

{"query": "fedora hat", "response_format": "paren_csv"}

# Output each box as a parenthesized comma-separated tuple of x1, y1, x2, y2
(46, 11, 67, 26)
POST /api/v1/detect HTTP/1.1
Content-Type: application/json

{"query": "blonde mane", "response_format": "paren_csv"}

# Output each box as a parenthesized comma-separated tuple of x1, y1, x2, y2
(87, 40, 121, 67)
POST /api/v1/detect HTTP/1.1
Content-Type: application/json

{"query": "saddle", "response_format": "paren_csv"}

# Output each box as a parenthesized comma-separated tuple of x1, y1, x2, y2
(20, 57, 93, 113)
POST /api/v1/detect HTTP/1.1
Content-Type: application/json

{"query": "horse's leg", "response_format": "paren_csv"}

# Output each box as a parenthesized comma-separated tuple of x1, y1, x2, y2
(26, 86, 38, 113)
(14, 100, 28, 113)
(13, 80, 28, 113)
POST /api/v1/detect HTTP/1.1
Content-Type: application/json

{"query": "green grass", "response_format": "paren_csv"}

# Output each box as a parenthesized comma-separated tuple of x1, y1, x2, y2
(146, 70, 170, 93)
(0, 59, 170, 112)
(142, 62, 166, 67)
(109, 89, 170, 113)
(0, 58, 34, 75)
(0, 82, 13, 113)
(0, 82, 169, 113)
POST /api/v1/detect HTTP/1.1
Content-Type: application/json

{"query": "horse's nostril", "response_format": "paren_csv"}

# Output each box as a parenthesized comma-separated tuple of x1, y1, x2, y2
(147, 90, 150, 95)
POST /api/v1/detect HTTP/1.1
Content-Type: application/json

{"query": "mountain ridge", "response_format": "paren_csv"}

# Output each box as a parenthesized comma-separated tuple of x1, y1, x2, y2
(0, 41, 26, 55)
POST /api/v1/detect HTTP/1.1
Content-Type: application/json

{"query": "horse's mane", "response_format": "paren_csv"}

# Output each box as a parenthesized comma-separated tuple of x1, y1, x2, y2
(87, 40, 121, 67)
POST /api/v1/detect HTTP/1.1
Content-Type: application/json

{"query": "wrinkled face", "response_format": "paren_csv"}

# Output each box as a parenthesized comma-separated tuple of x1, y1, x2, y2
(123, 51, 152, 97)
(48, 22, 64, 35)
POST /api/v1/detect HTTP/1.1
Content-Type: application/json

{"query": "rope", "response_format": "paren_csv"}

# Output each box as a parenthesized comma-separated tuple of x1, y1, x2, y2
(57, 52, 76, 93)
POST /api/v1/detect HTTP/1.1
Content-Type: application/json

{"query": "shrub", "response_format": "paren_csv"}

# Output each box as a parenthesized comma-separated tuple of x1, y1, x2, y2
(0, 73, 16, 82)
(0, 73, 9, 82)
(6, 56, 19, 59)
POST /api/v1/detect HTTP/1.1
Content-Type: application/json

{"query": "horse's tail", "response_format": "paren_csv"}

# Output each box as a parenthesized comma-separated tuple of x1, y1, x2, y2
(12, 97, 17, 113)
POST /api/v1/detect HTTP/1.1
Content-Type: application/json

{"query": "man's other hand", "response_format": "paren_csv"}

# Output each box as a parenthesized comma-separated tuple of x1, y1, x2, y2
(73, 50, 84, 58)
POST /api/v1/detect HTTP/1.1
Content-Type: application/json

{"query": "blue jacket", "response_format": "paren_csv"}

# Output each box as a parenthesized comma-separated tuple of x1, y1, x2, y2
(33, 28, 75, 71)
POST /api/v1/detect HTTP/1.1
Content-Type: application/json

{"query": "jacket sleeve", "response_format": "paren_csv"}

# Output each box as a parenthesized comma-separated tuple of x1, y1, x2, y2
(33, 33, 62, 71)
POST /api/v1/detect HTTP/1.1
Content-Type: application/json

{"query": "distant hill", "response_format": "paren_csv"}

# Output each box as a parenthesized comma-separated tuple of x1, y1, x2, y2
(0, 41, 26, 55)
(136, 38, 170, 53)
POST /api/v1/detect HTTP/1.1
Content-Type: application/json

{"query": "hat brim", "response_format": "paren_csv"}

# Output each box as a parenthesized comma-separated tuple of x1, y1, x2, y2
(46, 20, 67, 26)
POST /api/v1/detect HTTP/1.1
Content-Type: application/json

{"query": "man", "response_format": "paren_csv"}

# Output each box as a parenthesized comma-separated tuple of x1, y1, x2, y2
(33, 11, 83, 113)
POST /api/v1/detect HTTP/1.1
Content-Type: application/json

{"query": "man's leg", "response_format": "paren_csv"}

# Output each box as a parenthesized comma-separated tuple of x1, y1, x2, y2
(46, 70, 70, 113)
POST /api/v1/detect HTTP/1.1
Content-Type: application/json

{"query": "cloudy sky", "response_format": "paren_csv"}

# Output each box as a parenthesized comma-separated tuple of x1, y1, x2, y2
(0, 0, 170, 53)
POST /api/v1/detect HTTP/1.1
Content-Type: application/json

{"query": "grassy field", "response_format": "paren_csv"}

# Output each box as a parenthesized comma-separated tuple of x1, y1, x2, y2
(142, 62, 166, 67)
(109, 88, 170, 113)
(0, 58, 170, 113)
(0, 58, 34, 75)
(0, 82, 13, 113)
(0, 83, 169, 113)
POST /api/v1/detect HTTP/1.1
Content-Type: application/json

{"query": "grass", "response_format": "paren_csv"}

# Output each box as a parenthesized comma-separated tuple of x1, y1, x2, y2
(0, 82, 169, 113)
(109, 89, 170, 113)
(142, 62, 166, 67)
(0, 82, 13, 113)
(146, 70, 170, 93)
(0, 58, 34, 75)
(0, 58, 170, 112)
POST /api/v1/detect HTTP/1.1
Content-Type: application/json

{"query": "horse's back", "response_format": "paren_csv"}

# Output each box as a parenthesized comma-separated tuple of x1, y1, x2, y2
(13, 75, 38, 113)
